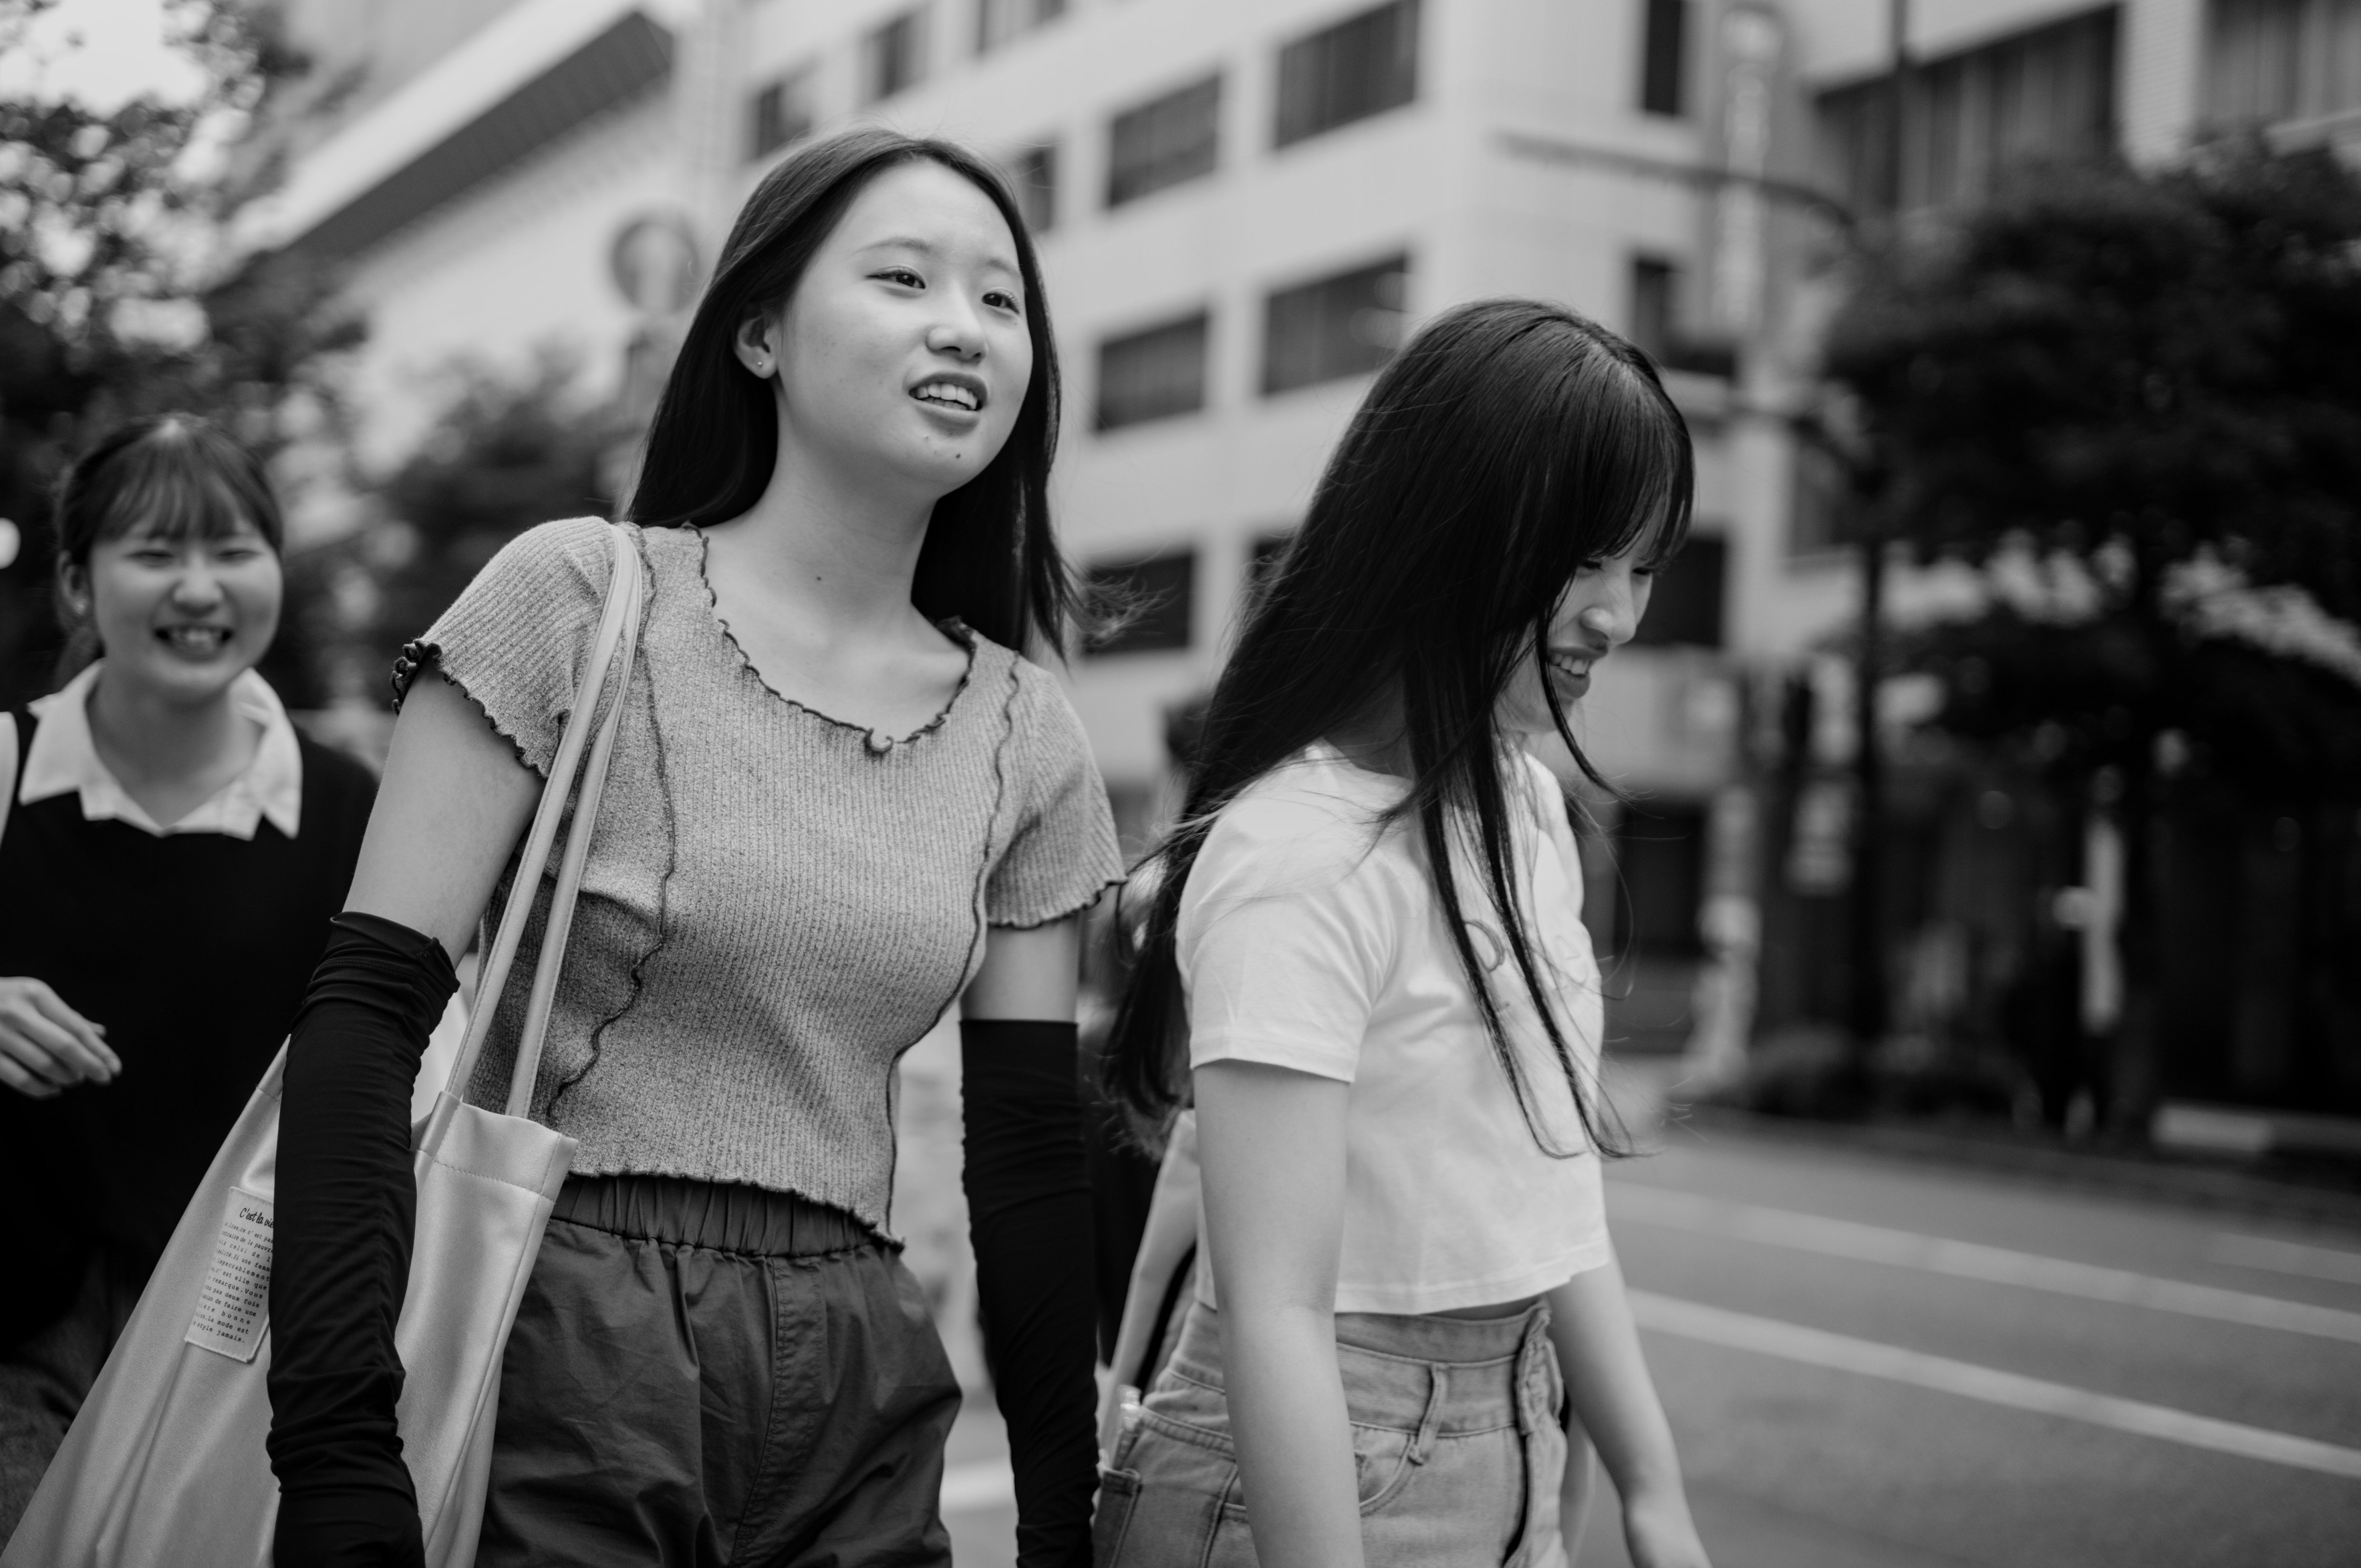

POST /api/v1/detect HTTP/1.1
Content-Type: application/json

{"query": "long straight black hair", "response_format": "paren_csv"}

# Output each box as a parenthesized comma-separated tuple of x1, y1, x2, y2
(1102, 299, 1695, 1156)
(626, 127, 1076, 653)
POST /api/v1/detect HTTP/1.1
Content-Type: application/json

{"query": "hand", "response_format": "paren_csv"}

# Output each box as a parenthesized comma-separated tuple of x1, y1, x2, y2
(1100, 1380, 1140, 1464)
(0, 977, 117, 1098)
(1624, 1488, 1711, 1568)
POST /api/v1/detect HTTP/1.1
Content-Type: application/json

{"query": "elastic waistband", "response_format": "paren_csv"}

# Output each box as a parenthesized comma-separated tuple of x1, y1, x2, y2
(551, 1172, 877, 1257)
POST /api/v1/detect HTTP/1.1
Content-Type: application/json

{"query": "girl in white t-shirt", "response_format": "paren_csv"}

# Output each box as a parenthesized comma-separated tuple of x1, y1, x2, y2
(1095, 299, 1713, 1568)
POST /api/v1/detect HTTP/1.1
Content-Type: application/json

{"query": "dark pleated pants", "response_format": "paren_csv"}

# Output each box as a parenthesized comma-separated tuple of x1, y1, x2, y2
(474, 1173, 962, 1568)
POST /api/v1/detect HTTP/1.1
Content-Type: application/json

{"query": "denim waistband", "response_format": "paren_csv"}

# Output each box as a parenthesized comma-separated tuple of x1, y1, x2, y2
(551, 1172, 877, 1257)
(1166, 1299, 1552, 1436)
(1333, 1305, 1544, 1364)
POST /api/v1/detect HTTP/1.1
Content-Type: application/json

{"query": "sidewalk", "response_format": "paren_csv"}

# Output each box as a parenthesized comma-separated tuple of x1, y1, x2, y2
(1607, 1058, 2361, 1233)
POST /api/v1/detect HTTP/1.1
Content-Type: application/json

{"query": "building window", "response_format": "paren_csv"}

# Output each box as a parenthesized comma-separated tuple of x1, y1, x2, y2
(1816, 8, 2117, 212)
(1631, 535, 1725, 648)
(2205, 0, 2361, 128)
(863, 9, 927, 104)
(1262, 255, 1407, 396)
(1639, 0, 1687, 116)
(1006, 142, 1058, 233)
(1629, 255, 1677, 364)
(1085, 552, 1198, 655)
(1107, 74, 1222, 206)
(748, 67, 817, 161)
(1274, 0, 1420, 148)
(978, 0, 1065, 53)
(1097, 312, 1211, 430)
(1626, 255, 1735, 376)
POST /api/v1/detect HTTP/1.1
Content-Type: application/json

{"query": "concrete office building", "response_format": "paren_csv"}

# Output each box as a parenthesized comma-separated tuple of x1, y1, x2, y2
(253, 0, 2360, 1004)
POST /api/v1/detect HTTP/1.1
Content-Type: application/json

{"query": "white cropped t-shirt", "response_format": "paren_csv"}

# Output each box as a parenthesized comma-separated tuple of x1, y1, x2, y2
(1177, 744, 1613, 1315)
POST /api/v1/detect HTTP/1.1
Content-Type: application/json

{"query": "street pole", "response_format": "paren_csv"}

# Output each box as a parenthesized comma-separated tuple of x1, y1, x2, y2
(1848, 0, 1908, 1058)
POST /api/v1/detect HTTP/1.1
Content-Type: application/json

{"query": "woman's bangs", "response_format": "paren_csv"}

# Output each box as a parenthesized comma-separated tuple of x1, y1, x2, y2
(1632, 464, 1693, 571)
(97, 446, 271, 550)
(1574, 379, 1695, 574)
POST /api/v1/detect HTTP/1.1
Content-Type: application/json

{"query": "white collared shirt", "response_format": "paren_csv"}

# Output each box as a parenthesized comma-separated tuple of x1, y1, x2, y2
(20, 662, 303, 840)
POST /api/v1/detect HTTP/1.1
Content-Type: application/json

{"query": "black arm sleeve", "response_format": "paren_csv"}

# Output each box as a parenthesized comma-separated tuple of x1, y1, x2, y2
(961, 1019, 1099, 1568)
(266, 912, 456, 1568)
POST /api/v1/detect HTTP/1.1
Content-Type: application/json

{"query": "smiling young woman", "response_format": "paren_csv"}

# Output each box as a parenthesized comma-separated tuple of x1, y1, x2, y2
(0, 416, 377, 1537)
(263, 130, 1119, 1568)
(1096, 302, 1712, 1568)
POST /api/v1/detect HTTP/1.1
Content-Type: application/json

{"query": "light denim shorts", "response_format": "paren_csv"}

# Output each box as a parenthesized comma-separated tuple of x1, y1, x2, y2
(1094, 1297, 1568, 1568)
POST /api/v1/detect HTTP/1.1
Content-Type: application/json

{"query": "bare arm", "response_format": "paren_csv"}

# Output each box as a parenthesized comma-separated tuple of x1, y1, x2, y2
(1548, 1258, 1711, 1568)
(963, 917, 1080, 1022)
(1196, 1058, 1363, 1568)
(1100, 1111, 1202, 1453)
(343, 675, 541, 954)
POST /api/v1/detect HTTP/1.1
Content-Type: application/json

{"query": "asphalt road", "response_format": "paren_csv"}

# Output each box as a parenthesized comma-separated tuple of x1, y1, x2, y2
(1577, 1129, 2361, 1568)
(936, 1128, 2361, 1565)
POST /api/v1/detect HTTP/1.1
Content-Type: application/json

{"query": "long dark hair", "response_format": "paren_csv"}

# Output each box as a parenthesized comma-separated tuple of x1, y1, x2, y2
(1103, 299, 1694, 1156)
(51, 412, 284, 681)
(626, 127, 1075, 653)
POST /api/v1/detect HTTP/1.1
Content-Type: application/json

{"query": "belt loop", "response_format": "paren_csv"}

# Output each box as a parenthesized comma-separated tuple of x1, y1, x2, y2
(1513, 1307, 1560, 1438)
(1408, 1362, 1447, 1466)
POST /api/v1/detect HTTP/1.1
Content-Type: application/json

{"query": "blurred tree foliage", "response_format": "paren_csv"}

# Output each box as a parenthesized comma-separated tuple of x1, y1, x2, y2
(333, 351, 620, 691)
(1826, 142, 2361, 1132)
(0, 0, 360, 708)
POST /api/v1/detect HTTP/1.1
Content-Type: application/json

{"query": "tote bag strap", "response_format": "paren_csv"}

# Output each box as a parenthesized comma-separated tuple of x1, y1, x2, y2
(0, 711, 18, 858)
(442, 524, 646, 1114)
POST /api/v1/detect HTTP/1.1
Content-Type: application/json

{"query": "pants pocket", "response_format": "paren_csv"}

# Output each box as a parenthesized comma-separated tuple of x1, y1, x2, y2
(1095, 1416, 1240, 1567)
(1352, 1420, 1418, 1513)
(1092, 1468, 1143, 1564)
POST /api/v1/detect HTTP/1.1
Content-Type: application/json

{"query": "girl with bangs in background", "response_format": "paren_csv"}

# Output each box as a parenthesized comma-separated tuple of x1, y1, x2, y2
(0, 415, 378, 1537)
(1096, 301, 1715, 1568)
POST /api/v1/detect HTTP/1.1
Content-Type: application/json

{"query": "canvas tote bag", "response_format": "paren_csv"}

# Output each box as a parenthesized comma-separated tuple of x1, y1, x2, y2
(5, 524, 646, 1568)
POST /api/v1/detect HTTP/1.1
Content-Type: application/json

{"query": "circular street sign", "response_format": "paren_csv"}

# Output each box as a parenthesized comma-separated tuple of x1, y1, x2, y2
(609, 212, 702, 317)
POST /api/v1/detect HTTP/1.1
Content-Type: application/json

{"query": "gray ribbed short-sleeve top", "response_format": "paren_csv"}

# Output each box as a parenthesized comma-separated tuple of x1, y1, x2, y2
(399, 517, 1123, 1229)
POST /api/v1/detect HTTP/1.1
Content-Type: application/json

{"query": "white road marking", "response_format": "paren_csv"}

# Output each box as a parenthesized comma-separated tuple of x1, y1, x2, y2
(2208, 1232, 2361, 1288)
(1610, 1183, 2361, 1345)
(941, 1458, 1015, 1513)
(1631, 1290, 2361, 1482)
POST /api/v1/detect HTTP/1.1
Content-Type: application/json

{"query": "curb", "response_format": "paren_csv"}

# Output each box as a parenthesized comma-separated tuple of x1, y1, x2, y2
(1651, 1102, 2361, 1233)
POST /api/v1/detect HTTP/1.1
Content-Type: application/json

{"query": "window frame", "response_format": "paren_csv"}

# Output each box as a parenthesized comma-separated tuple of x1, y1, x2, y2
(1639, 0, 1689, 118)
(1272, 0, 1422, 150)
(2203, 0, 2361, 128)
(1259, 253, 1411, 397)
(1095, 309, 1214, 432)
(1629, 534, 1727, 649)
(1106, 72, 1224, 208)
(1812, 7, 2118, 212)
(1006, 140, 1059, 234)
(977, 0, 1068, 54)
(746, 65, 818, 162)
(1084, 551, 1199, 657)
(862, 9, 928, 106)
